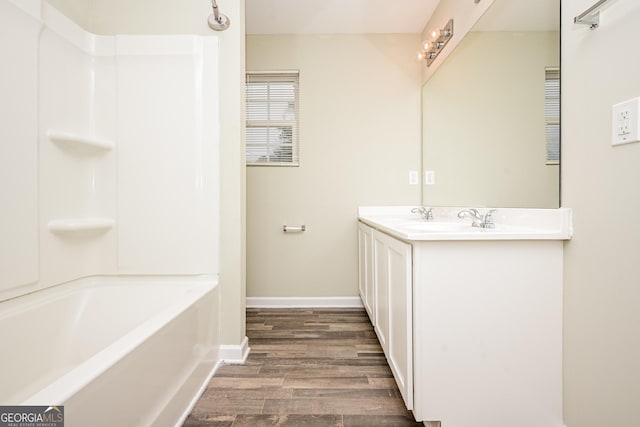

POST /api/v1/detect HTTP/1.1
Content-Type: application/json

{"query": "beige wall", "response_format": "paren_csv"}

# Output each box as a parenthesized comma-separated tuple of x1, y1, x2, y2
(562, 1, 640, 426)
(44, 0, 247, 345)
(47, 0, 211, 34)
(246, 34, 422, 298)
(46, 0, 91, 28)
(422, 31, 560, 208)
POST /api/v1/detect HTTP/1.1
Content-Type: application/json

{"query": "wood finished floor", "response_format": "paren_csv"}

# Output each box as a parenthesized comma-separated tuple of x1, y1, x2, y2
(183, 308, 422, 427)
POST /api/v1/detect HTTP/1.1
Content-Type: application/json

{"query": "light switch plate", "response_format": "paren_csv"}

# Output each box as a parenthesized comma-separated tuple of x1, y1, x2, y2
(409, 170, 419, 185)
(612, 97, 640, 146)
(425, 170, 435, 185)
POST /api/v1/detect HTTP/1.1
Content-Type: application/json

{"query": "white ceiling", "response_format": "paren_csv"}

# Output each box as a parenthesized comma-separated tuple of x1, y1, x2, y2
(245, 0, 560, 35)
(245, 0, 440, 35)
(473, 0, 559, 32)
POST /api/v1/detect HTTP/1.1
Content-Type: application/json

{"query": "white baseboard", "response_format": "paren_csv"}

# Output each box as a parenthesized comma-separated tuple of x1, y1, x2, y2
(219, 336, 250, 364)
(246, 296, 363, 308)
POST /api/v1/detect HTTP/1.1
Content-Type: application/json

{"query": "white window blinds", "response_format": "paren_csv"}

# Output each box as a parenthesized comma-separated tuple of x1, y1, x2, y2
(545, 67, 560, 165)
(246, 72, 299, 166)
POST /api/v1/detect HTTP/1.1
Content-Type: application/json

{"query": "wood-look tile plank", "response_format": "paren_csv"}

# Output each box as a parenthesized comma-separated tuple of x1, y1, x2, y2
(261, 366, 344, 378)
(281, 376, 371, 389)
(249, 344, 308, 351)
(257, 356, 387, 367)
(251, 338, 382, 347)
(343, 414, 424, 426)
(232, 414, 343, 427)
(299, 345, 361, 358)
(368, 377, 405, 388)
(202, 387, 292, 400)
(262, 397, 411, 415)
(246, 323, 272, 331)
(248, 331, 377, 340)
(326, 322, 376, 331)
(211, 364, 262, 376)
(336, 365, 394, 378)
(190, 397, 265, 415)
(292, 388, 402, 399)
(206, 377, 284, 389)
(181, 414, 235, 427)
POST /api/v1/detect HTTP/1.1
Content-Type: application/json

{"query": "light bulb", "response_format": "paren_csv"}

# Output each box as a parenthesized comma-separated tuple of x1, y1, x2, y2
(421, 40, 432, 51)
(431, 28, 451, 39)
(416, 50, 427, 62)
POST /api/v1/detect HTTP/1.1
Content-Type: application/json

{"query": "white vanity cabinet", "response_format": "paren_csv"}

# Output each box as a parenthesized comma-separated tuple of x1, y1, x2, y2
(358, 221, 413, 410)
(357, 207, 571, 427)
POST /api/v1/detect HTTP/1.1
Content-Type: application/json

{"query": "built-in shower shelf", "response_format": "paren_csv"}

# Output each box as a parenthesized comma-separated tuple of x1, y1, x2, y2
(48, 218, 115, 233)
(48, 130, 114, 152)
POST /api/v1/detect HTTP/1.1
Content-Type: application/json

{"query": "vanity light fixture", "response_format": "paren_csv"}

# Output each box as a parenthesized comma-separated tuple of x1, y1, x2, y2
(417, 19, 454, 67)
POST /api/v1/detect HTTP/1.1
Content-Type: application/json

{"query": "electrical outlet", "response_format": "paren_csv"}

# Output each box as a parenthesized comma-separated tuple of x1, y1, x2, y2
(612, 97, 640, 146)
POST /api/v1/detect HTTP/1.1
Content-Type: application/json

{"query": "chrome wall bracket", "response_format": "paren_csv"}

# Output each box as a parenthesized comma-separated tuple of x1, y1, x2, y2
(574, 0, 610, 30)
(283, 225, 306, 233)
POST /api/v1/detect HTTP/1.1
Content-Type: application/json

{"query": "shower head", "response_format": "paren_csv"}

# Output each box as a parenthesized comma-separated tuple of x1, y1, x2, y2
(208, 0, 230, 31)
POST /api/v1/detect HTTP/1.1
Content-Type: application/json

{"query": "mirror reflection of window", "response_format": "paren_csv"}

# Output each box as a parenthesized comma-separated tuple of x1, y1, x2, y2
(545, 67, 560, 165)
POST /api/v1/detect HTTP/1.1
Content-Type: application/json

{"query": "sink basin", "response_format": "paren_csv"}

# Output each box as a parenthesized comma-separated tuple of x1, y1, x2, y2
(400, 222, 471, 232)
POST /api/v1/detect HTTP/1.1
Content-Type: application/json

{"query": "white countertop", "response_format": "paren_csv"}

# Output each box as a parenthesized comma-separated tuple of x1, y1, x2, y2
(358, 206, 573, 241)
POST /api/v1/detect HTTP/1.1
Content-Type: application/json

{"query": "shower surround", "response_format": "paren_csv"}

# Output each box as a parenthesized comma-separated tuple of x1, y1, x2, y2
(0, 0, 223, 424)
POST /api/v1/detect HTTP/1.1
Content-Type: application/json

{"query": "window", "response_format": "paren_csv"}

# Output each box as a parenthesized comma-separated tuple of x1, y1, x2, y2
(246, 71, 299, 166)
(545, 67, 560, 165)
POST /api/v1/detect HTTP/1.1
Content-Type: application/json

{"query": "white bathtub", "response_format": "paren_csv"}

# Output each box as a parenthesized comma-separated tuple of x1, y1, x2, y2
(0, 275, 220, 427)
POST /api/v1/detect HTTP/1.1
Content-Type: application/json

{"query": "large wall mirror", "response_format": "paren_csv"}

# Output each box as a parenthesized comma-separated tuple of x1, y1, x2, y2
(421, 0, 560, 208)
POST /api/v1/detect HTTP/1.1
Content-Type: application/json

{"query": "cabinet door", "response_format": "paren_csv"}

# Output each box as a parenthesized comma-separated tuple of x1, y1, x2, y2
(385, 235, 413, 410)
(368, 228, 413, 411)
(358, 222, 375, 321)
(373, 232, 389, 352)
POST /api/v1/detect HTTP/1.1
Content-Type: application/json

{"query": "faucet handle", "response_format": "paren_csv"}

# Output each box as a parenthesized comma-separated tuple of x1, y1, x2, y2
(483, 209, 497, 228)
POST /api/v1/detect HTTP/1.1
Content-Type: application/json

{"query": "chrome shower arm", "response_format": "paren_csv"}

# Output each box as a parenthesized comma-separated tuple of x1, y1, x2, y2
(208, 0, 230, 31)
(210, 0, 221, 22)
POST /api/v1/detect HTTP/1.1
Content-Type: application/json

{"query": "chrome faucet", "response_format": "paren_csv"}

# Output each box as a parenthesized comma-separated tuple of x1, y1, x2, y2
(457, 208, 497, 229)
(411, 206, 434, 221)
